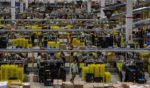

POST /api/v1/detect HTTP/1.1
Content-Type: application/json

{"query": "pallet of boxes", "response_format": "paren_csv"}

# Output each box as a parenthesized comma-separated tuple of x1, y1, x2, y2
(113, 82, 150, 88)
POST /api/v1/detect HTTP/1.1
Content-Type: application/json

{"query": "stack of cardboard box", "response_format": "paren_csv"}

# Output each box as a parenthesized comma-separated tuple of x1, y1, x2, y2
(74, 81, 85, 88)
(60, 82, 150, 88)
(53, 79, 63, 88)
(62, 82, 74, 88)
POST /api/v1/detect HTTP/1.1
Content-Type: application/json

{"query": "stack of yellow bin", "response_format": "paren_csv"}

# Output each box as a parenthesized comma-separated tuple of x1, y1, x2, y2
(16, 67, 24, 82)
(148, 58, 150, 74)
(104, 72, 111, 83)
(82, 64, 106, 81)
(55, 52, 61, 59)
(1, 65, 8, 81)
(65, 25, 73, 29)
(48, 41, 60, 48)
(56, 42, 60, 48)
(88, 64, 95, 74)
(50, 25, 60, 30)
(139, 52, 149, 58)
(94, 65, 101, 77)
(117, 63, 123, 72)
(31, 25, 42, 35)
(80, 63, 85, 69)
(0, 70, 2, 81)
(73, 38, 81, 47)
(82, 67, 89, 80)
(48, 41, 56, 48)
(9, 65, 17, 79)
(0, 65, 24, 81)
(12, 38, 29, 48)
(99, 64, 105, 78)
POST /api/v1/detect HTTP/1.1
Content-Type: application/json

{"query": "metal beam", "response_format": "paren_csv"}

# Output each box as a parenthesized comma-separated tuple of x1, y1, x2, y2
(0, 48, 149, 53)
(0, 29, 105, 32)
(0, 19, 100, 21)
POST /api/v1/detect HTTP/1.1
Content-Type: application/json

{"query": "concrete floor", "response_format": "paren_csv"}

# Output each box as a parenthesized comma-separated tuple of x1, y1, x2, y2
(29, 73, 150, 88)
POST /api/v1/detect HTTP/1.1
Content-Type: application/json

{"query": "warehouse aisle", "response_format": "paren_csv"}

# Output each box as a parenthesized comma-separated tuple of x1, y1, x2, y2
(30, 73, 150, 88)
(30, 74, 121, 88)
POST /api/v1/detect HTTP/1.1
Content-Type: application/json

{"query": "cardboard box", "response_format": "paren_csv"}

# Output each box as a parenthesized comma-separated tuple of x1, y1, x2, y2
(144, 85, 150, 88)
(33, 75, 39, 82)
(79, 46, 86, 50)
(22, 82, 30, 88)
(122, 82, 134, 88)
(113, 84, 122, 88)
(83, 83, 94, 88)
(60, 44, 67, 49)
(107, 55, 117, 61)
(104, 83, 113, 88)
(62, 82, 74, 88)
(53, 80, 58, 85)
(58, 80, 63, 85)
(53, 79, 63, 88)
(74, 81, 85, 88)
(65, 56, 70, 62)
(10, 86, 22, 88)
(93, 83, 104, 88)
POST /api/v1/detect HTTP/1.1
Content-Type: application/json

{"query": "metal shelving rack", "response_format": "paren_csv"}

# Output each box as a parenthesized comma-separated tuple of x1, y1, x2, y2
(0, 18, 149, 32)
(0, 1, 149, 53)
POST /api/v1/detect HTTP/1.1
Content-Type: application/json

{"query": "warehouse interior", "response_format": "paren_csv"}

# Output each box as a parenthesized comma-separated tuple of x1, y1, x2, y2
(0, 0, 150, 88)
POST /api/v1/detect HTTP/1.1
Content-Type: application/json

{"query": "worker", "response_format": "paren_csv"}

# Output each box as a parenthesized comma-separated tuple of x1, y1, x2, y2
(70, 59, 78, 83)
(115, 33, 121, 47)
(122, 62, 127, 82)
(91, 32, 96, 46)
(67, 32, 71, 44)
(60, 51, 65, 64)
(36, 53, 42, 68)
(43, 37, 48, 48)
(38, 34, 43, 46)
(138, 28, 144, 48)
(31, 33, 36, 46)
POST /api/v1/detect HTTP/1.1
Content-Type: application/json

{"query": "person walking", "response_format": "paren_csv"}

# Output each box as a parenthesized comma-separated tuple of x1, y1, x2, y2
(70, 60, 78, 83)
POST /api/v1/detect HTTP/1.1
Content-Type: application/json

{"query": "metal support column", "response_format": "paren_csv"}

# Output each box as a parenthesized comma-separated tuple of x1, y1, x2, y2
(20, 0, 24, 13)
(25, 0, 28, 10)
(100, 0, 105, 18)
(126, 0, 133, 44)
(11, 0, 16, 21)
(87, 0, 91, 13)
